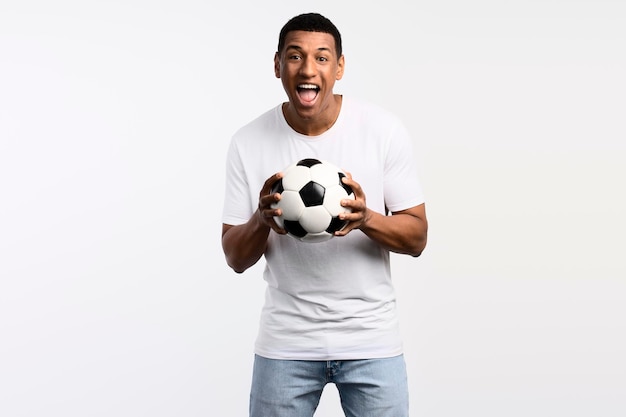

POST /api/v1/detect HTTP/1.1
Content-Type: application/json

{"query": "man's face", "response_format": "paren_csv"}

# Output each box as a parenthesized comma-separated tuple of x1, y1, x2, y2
(274, 30, 344, 121)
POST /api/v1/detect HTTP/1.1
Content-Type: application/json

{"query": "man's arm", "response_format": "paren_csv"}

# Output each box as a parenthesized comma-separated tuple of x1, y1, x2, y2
(335, 175, 428, 257)
(358, 204, 427, 256)
(221, 173, 286, 273)
(222, 215, 269, 274)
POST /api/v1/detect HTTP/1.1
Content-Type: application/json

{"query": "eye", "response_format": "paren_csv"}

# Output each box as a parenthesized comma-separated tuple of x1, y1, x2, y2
(318, 56, 328, 62)
(288, 55, 302, 60)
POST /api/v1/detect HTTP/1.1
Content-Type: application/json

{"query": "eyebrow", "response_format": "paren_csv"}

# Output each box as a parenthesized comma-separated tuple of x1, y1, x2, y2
(285, 44, 332, 53)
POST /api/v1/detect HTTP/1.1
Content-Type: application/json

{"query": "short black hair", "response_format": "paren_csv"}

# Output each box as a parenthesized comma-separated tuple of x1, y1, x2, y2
(277, 13, 342, 58)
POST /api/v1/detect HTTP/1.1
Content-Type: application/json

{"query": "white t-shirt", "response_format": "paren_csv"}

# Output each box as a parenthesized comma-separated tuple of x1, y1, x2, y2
(222, 97, 424, 360)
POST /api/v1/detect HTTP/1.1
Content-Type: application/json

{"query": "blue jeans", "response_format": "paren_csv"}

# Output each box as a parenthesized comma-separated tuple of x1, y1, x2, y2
(249, 354, 409, 417)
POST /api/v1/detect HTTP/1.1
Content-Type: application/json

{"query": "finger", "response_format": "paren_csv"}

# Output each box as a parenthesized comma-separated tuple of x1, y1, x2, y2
(262, 172, 283, 195)
(338, 210, 363, 226)
(268, 218, 287, 235)
(334, 220, 357, 236)
(340, 196, 365, 214)
(257, 205, 287, 233)
(259, 204, 281, 221)
(266, 210, 287, 234)
(260, 191, 281, 208)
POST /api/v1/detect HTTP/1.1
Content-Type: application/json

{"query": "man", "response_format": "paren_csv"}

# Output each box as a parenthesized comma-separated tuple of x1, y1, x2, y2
(221, 12, 427, 417)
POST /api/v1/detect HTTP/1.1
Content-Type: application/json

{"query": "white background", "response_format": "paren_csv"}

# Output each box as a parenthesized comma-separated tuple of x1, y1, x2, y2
(1, 1, 625, 416)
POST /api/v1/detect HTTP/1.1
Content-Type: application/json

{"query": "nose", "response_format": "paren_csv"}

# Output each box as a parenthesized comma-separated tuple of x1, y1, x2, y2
(299, 56, 316, 77)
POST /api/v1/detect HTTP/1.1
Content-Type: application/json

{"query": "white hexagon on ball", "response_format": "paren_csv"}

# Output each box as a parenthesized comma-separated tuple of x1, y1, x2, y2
(299, 206, 332, 234)
(323, 184, 352, 217)
(276, 190, 305, 221)
(309, 162, 342, 187)
(282, 165, 312, 191)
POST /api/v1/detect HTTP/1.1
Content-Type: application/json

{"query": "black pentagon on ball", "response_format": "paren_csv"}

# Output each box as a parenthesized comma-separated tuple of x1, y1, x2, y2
(326, 216, 349, 234)
(283, 220, 308, 238)
(296, 158, 322, 168)
(299, 181, 325, 206)
(338, 172, 353, 195)
(271, 178, 284, 194)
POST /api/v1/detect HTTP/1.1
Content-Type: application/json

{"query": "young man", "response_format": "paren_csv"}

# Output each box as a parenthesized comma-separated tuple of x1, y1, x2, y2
(221, 13, 428, 417)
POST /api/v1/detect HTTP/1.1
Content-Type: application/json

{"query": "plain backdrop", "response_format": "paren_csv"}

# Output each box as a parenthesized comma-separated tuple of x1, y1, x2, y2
(1, 1, 625, 416)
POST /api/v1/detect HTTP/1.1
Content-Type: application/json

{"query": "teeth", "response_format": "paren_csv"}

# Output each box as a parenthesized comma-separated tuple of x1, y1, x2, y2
(298, 84, 319, 90)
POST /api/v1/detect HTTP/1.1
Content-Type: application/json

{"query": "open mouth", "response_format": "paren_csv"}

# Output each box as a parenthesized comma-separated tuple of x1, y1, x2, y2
(297, 84, 320, 103)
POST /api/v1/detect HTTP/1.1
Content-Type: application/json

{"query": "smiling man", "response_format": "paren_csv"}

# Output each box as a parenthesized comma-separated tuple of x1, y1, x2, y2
(221, 12, 428, 417)
(275, 29, 344, 134)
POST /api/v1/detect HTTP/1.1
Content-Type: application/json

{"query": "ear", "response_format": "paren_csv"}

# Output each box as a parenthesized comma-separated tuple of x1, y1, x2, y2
(274, 52, 281, 78)
(336, 54, 345, 80)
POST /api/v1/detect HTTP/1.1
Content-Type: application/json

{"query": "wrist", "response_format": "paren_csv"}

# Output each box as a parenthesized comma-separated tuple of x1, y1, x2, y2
(358, 208, 375, 231)
(253, 208, 270, 231)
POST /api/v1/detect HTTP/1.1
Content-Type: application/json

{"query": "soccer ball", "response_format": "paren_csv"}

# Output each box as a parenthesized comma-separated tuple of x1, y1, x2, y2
(271, 158, 355, 243)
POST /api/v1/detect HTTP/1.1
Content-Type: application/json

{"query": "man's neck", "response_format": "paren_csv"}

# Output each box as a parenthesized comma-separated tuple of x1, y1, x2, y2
(282, 95, 343, 136)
